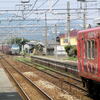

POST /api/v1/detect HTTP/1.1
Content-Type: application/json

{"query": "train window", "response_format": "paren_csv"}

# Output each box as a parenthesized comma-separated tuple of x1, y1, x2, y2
(87, 41, 91, 59)
(85, 41, 87, 58)
(91, 40, 95, 58)
(86, 40, 96, 59)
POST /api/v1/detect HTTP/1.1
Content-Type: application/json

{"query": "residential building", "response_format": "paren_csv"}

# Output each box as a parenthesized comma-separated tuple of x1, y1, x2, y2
(59, 30, 78, 46)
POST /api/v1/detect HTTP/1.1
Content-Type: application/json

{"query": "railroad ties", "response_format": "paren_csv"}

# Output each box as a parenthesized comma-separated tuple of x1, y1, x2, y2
(0, 56, 53, 100)
(0, 55, 93, 100)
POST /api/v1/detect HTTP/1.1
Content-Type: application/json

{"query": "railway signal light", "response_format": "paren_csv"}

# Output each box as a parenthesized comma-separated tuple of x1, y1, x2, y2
(56, 36, 60, 42)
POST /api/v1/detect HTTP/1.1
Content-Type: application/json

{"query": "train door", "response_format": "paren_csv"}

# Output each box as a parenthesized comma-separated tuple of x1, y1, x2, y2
(77, 34, 84, 73)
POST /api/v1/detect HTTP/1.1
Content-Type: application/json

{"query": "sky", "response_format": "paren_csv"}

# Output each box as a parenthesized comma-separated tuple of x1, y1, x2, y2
(0, 0, 99, 9)
(0, 0, 99, 23)
(0, 0, 100, 42)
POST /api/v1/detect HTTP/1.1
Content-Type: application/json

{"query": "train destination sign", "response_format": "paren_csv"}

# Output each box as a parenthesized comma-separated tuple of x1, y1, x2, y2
(88, 32, 97, 38)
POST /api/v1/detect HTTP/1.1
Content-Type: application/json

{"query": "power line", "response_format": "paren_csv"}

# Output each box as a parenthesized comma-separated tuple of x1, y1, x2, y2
(0, 8, 99, 11)
(52, 0, 60, 7)
(0, 25, 66, 28)
(30, 0, 39, 11)
(36, 0, 49, 9)
(0, 0, 19, 3)
(0, 18, 66, 21)
(24, 0, 39, 18)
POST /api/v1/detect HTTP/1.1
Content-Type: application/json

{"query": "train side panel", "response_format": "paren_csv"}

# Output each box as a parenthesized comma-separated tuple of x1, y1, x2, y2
(0, 45, 11, 54)
(77, 27, 100, 97)
(77, 28, 100, 82)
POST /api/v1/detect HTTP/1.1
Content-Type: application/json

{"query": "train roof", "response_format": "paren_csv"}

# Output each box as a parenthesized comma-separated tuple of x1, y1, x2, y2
(78, 27, 100, 34)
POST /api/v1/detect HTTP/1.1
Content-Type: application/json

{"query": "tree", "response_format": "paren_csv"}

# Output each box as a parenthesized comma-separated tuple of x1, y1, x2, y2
(8, 37, 29, 51)
(34, 43, 44, 55)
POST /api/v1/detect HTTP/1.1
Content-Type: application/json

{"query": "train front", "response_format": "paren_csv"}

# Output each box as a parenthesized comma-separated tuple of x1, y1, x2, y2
(11, 44, 20, 55)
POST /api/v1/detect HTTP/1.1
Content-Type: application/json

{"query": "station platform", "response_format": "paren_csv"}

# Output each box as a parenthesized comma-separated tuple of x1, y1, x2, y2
(31, 55, 77, 66)
(0, 68, 22, 100)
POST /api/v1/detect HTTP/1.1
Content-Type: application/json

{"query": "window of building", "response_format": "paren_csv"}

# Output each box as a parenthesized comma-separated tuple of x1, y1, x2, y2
(63, 39, 68, 43)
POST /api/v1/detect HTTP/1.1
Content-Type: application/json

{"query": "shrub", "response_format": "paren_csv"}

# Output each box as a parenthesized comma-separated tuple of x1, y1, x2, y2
(65, 45, 77, 57)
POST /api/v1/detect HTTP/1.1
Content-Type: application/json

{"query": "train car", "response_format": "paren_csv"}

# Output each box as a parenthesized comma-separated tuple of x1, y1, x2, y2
(11, 44, 20, 55)
(77, 27, 100, 97)
(0, 44, 11, 54)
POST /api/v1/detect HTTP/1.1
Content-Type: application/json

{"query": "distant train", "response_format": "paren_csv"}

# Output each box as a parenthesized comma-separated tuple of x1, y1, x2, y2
(0, 44, 20, 55)
(77, 27, 100, 97)
(0, 44, 11, 54)
(10, 44, 20, 55)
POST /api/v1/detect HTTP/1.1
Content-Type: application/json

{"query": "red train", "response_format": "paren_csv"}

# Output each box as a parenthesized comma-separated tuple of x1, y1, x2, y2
(77, 27, 100, 97)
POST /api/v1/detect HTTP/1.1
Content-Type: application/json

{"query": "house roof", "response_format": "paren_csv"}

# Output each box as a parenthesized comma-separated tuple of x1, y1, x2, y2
(59, 30, 79, 38)
(26, 41, 44, 46)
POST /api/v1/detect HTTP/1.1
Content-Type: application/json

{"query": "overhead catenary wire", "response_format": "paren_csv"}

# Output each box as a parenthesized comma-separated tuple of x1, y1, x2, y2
(52, 0, 60, 7)
(0, 0, 98, 42)
(36, 0, 49, 9)
(30, 0, 39, 11)
(25, 0, 61, 18)
(0, 8, 100, 12)
(24, 0, 39, 18)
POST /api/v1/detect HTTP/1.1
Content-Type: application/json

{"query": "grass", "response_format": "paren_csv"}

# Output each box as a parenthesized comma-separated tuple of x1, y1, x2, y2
(64, 57, 77, 61)
(15, 56, 49, 70)
(15, 56, 78, 78)
(15, 56, 63, 73)
(16, 56, 31, 62)
(33, 55, 77, 61)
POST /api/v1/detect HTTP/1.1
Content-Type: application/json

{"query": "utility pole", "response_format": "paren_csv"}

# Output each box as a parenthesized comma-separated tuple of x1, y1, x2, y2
(22, 3, 26, 20)
(48, 0, 53, 12)
(67, 1, 70, 44)
(55, 24, 57, 59)
(45, 12, 48, 56)
(77, 0, 87, 29)
(16, 0, 32, 20)
(77, 0, 96, 29)
(83, 2, 87, 29)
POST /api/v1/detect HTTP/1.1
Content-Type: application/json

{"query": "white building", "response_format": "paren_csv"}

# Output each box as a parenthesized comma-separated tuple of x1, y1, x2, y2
(54, 45, 67, 56)
(94, 18, 100, 26)
(23, 41, 44, 54)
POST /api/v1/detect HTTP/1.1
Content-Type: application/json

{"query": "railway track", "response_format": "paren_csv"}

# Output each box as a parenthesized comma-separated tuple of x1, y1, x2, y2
(25, 59, 80, 81)
(0, 56, 53, 100)
(2, 55, 85, 100)
(2, 55, 93, 100)
(17, 58, 87, 93)
(31, 56, 78, 76)
(13, 56, 91, 100)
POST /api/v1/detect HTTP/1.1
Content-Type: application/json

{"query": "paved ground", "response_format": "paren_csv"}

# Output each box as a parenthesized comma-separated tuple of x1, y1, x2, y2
(0, 69, 15, 93)
(0, 68, 22, 100)
(0, 92, 22, 100)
